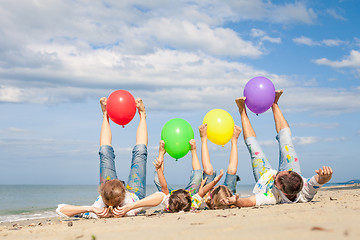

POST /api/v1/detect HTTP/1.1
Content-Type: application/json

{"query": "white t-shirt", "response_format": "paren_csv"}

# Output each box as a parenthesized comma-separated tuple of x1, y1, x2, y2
(254, 170, 323, 206)
(56, 191, 141, 218)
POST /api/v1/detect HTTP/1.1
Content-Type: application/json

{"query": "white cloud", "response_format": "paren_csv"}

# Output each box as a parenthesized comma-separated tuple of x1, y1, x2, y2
(292, 136, 346, 145)
(314, 50, 360, 68)
(326, 8, 347, 21)
(291, 122, 340, 129)
(0, 127, 31, 134)
(261, 36, 281, 44)
(273, 87, 360, 115)
(321, 39, 346, 47)
(251, 28, 281, 44)
(225, 1, 317, 24)
(293, 36, 319, 46)
(293, 36, 347, 47)
(142, 19, 262, 57)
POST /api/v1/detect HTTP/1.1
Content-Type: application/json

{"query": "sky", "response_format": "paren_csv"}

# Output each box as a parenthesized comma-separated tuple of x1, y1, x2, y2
(0, 0, 359, 186)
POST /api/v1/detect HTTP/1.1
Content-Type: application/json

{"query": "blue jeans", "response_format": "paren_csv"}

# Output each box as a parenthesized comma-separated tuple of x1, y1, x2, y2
(154, 169, 203, 196)
(99, 144, 147, 199)
(203, 171, 240, 194)
(245, 127, 301, 182)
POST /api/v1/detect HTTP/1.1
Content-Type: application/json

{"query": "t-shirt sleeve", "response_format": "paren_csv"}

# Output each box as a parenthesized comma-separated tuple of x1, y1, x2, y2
(255, 190, 278, 206)
(91, 195, 106, 209)
(191, 193, 204, 210)
(158, 192, 170, 211)
(301, 176, 323, 202)
(122, 191, 142, 216)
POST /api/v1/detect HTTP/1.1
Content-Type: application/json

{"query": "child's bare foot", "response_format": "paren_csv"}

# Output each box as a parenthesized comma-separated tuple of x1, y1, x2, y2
(135, 98, 146, 116)
(159, 140, 166, 157)
(273, 90, 283, 104)
(198, 124, 207, 140)
(231, 125, 242, 142)
(100, 97, 107, 115)
(189, 139, 197, 151)
(235, 97, 246, 113)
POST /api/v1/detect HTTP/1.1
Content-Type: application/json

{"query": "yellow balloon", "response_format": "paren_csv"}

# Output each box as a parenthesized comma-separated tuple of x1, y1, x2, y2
(203, 109, 234, 146)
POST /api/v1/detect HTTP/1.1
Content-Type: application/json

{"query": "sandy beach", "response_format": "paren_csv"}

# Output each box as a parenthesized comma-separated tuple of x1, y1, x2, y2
(1, 184, 359, 240)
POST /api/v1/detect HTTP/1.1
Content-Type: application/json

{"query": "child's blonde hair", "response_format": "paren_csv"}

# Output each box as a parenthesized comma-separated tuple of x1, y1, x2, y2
(99, 179, 126, 207)
(205, 185, 233, 209)
(168, 189, 192, 212)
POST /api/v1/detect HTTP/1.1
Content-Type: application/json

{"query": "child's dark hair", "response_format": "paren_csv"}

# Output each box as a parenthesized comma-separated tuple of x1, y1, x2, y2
(168, 189, 192, 212)
(205, 185, 233, 209)
(99, 179, 126, 207)
(277, 171, 304, 195)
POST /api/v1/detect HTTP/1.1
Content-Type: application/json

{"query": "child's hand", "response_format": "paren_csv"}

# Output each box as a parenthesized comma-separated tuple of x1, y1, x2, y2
(214, 169, 224, 183)
(189, 139, 196, 151)
(315, 166, 333, 184)
(92, 206, 110, 218)
(199, 176, 208, 192)
(112, 205, 129, 218)
(152, 157, 164, 170)
(220, 194, 239, 206)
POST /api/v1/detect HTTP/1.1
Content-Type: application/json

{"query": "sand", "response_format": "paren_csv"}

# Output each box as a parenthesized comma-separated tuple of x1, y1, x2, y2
(1, 184, 359, 240)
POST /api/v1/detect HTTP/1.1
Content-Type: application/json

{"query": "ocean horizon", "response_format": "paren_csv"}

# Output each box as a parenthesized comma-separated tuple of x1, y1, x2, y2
(0, 184, 255, 223)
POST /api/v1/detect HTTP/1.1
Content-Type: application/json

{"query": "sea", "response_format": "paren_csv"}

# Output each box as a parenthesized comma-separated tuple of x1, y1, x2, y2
(0, 184, 254, 223)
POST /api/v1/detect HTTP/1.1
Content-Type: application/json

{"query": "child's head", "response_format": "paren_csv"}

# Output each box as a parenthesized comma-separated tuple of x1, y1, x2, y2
(276, 171, 303, 195)
(205, 185, 233, 209)
(99, 179, 126, 207)
(168, 189, 192, 212)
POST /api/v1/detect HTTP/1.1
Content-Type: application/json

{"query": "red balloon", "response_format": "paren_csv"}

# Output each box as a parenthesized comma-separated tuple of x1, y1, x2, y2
(106, 90, 136, 126)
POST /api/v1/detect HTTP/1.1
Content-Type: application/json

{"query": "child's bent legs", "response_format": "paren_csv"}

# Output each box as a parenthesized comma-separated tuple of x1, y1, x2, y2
(99, 145, 118, 184)
(184, 169, 203, 195)
(203, 171, 216, 185)
(276, 127, 301, 174)
(245, 137, 273, 182)
(126, 144, 147, 200)
(223, 173, 241, 195)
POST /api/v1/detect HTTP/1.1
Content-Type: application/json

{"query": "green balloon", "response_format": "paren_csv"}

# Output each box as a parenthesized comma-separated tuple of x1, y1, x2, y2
(161, 118, 194, 159)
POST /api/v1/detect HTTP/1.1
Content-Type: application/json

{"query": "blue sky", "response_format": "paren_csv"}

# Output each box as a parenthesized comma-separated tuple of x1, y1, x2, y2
(1, 0, 359, 186)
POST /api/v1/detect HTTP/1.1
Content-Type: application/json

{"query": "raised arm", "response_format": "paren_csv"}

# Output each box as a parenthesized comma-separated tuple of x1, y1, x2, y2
(153, 140, 169, 195)
(314, 166, 333, 184)
(197, 169, 224, 198)
(153, 157, 169, 195)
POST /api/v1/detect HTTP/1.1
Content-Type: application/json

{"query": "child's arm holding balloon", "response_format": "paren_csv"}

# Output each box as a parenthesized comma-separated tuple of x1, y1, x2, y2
(153, 156, 169, 195)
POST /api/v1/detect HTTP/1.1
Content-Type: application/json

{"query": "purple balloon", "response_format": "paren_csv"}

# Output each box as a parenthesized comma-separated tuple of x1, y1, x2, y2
(243, 76, 275, 114)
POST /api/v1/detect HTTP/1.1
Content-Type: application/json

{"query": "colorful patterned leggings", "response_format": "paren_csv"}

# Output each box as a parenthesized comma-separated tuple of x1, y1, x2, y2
(245, 127, 301, 182)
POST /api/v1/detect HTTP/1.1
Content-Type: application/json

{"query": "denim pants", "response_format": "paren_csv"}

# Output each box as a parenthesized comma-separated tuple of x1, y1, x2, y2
(99, 144, 147, 199)
(203, 171, 240, 195)
(245, 127, 301, 182)
(154, 169, 203, 196)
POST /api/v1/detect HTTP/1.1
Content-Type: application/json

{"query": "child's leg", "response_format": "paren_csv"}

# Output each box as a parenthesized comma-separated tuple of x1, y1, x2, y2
(99, 97, 118, 184)
(184, 139, 203, 195)
(235, 97, 272, 182)
(199, 124, 216, 185)
(223, 126, 241, 194)
(126, 98, 148, 199)
(272, 90, 301, 174)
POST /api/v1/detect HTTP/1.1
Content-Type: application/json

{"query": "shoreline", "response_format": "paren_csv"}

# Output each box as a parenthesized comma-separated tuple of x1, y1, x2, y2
(1, 184, 359, 239)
